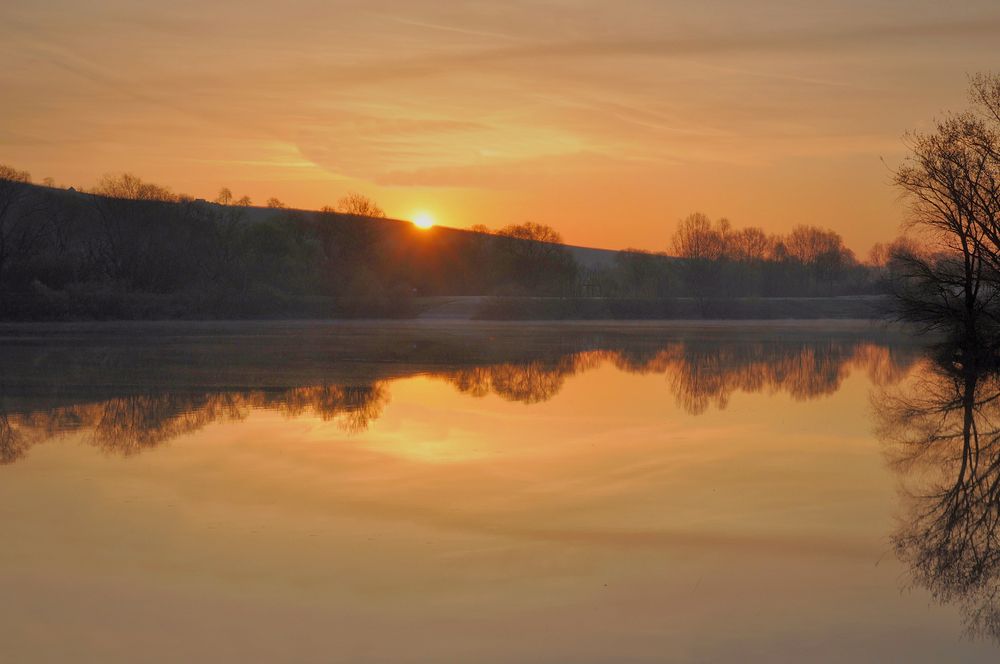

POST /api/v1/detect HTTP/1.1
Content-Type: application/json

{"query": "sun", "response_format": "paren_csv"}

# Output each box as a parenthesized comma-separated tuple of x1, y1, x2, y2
(413, 212, 435, 229)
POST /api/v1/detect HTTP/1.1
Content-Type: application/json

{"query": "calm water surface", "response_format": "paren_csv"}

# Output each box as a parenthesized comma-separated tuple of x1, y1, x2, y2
(1, 322, 996, 662)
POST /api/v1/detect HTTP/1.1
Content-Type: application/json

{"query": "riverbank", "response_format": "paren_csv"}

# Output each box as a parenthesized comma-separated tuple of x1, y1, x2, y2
(468, 295, 887, 321)
(1, 293, 888, 322)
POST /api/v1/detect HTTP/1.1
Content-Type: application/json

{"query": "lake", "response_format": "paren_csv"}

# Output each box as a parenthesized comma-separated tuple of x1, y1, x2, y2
(1, 321, 997, 663)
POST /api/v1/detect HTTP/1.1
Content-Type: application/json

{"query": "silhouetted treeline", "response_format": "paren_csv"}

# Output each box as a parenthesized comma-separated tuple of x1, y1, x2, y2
(876, 341, 1000, 641)
(479, 213, 885, 319)
(0, 167, 888, 320)
(0, 174, 579, 319)
(585, 213, 880, 303)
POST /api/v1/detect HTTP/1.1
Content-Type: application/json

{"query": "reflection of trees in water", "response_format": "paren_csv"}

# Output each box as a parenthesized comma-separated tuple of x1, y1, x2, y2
(1, 383, 388, 464)
(441, 341, 912, 415)
(877, 350, 1000, 641)
(664, 342, 852, 414)
(446, 353, 604, 404)
(2, 337, 912, 465)
(266, 384, 389, 434)
(667, 341, 915, 415)
(91, 393, 248, 455)
(0, 414, 35, 465)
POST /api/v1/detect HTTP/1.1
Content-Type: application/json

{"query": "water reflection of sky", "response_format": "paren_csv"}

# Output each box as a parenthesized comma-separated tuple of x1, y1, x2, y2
(2, 324, 997, 663)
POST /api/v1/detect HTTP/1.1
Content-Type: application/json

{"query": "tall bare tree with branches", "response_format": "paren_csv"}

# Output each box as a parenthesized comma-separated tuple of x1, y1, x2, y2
(891, 73, 1000, 343)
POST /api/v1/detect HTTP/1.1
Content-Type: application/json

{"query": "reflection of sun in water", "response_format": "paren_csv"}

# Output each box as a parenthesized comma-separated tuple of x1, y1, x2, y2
(413, 212, 435, 229)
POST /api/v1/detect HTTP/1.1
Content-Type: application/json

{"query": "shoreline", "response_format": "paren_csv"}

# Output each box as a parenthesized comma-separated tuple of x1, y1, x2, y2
(0, 317, 901, 335)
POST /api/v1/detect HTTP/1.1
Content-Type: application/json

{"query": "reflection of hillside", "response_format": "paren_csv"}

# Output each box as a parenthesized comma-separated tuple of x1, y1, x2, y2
(2, 384, 388, 464)
(877, 350, 1000, 641)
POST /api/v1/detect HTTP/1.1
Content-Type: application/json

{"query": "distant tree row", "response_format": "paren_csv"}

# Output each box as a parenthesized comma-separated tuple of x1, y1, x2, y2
(582, 213, 878, 301)
(467, 222, 578, 293)
(669, 213, 869, 298)
(672, 213, 855, 266)
(0, 163, 890, 320)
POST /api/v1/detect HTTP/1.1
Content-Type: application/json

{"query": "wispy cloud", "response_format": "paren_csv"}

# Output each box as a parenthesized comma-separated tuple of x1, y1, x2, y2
(304, 17, 1000, 87)
(379, 14, 530, 43)
(2, 1, 995, 249)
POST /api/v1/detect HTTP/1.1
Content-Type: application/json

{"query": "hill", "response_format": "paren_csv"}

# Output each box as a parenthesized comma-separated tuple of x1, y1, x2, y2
(0, 179, 602, 319)
(190, 196, 621, 270)
(0, 177, 884, 320)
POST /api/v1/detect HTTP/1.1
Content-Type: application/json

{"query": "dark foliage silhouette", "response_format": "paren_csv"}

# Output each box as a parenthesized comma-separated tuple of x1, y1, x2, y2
(0, 176, 586, 319)
(877, 344, 1000, 640)
(0, 164, 893, 320)
(0, 327, 915, 464)
(889, 72, 1000, 342)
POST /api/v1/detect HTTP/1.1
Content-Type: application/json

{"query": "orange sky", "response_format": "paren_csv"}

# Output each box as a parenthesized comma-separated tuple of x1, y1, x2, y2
(2, 1, 999, 255)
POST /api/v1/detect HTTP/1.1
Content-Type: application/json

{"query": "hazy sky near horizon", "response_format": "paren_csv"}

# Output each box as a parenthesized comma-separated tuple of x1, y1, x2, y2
(2, 0, 999, 253)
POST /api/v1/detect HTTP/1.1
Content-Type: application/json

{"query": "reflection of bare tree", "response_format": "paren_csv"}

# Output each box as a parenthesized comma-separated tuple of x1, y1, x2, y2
(877, 349, 1000, 640)
(0, 414, 32, 465)
(90, 394, 249, 455)
(856, 343, 916, 387)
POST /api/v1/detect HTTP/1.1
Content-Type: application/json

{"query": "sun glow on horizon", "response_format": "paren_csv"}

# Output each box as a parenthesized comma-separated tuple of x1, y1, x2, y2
(413, 212, 435, 229)
(7, 1, 999, 253)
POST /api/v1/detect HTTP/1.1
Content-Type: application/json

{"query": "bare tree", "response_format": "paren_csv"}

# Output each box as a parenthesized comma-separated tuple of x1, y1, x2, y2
(784, 225, 854, 291)
(215, 187, 233, 205)
(337, 192, 385, 218)
(0, 414, 32, 465)
(971, 72, 1000, 124)
(669, 213, 731, 304)
(90, 173, 182, 287)
(497, 221, 562, 245)
(94, 172, 175, 202)
(891, 74, 1000, 342)
(784, 226, 843, 264)
(727, 226, 770, 262)
(493, 222, 577, 293)
(671, 212, 725, 260)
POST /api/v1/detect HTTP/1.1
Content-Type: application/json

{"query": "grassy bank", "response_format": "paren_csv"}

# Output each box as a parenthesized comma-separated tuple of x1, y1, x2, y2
(474, 295, 888, 320)
(0, 289, 889, 321)
(0, 287, 420, 321)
